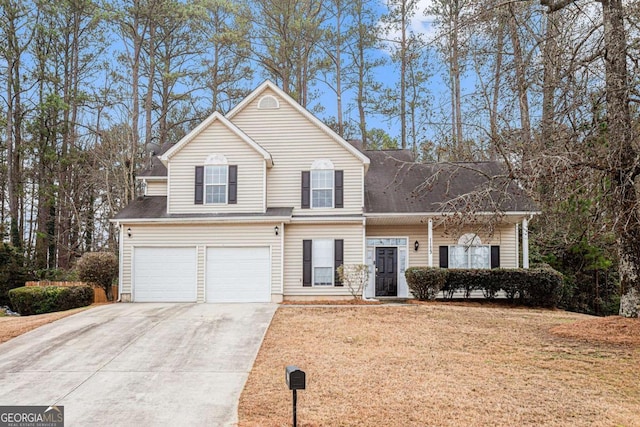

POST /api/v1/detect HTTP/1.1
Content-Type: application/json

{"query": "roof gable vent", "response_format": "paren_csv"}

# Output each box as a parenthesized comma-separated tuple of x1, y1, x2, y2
(258, 95, 279, 110)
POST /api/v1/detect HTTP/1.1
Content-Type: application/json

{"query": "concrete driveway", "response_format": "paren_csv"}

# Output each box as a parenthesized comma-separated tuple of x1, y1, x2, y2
(0, 303, 276, 426)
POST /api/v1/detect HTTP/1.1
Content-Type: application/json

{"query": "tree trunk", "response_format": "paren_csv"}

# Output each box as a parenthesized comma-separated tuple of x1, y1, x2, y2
(508, 4, 531, 152)
(540, 12, 559, 147)
(598, 0, 640, 315)
(489, 14, 505, 161)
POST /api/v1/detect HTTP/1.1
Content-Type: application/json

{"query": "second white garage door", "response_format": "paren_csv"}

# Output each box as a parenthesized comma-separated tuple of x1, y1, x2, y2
(206, 247, 271, 303)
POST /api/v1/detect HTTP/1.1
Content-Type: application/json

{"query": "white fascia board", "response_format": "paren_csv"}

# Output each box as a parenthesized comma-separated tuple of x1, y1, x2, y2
(226, 80, 370, 171)
(365, 211, 541, 218)
(108, 216, 292, 225)
(136, 176, 167, 181)
(290, 216, 365, 224)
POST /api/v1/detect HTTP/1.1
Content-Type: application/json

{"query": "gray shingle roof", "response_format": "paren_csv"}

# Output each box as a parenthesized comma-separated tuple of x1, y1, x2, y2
(363, 150, 537, 214)
(114, 197, 293, 220)
(123, 148, 536, 221)
(138, 156, 167, 177)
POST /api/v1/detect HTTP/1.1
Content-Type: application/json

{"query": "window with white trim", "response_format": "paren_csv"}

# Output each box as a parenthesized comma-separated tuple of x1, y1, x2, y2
(449, 233, 490, 269)
(311, 159, 334, 208)
(205, 165, 228, 204)
(313, 239, 334, 286)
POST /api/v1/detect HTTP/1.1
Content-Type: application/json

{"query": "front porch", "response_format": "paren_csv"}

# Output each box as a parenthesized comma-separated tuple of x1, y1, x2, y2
(363, 218, 531, 299)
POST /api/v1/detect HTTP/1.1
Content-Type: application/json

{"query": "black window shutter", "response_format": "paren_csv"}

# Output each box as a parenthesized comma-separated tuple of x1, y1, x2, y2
(228, 165, 237, 204)
(194, 166, 204, 204)
(334, 239, 344, 286)
(491, 246, 500, 269)
(439, 246, 449, 268)
(303, 240, 312, 286)
(335, 170, 344, 208)
(301, 171, 310, 209)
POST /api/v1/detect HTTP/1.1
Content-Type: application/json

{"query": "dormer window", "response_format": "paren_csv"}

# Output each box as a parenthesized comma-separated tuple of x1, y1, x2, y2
(194, 154, 237, 205)
(301, 160, 343, 209)
(258, 95, 279, 109)
(205, 165, 228, 204)
(311, 160, 334, 208)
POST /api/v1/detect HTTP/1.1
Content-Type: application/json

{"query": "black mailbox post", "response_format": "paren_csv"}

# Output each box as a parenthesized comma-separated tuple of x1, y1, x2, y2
(285, 365, 305, 427)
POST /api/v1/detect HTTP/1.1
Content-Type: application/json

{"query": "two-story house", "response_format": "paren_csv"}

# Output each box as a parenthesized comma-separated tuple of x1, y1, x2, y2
(112, 81, 538, 303)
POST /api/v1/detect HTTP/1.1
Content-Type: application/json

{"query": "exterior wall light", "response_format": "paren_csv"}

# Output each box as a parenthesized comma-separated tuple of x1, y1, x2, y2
(127, 228, 132, 238)
(414, 240, 419, 251)
(275, 226, 279, 236)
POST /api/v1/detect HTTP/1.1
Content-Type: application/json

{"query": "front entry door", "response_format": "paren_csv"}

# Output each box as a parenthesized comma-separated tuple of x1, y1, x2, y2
(375, 247, 398, 297)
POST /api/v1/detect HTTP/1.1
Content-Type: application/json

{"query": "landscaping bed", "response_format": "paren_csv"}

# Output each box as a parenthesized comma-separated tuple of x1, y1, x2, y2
(239, 304, 640, 426)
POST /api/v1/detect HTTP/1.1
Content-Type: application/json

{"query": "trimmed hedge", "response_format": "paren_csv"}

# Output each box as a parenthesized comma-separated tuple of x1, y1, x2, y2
(8, 286, 94, 316)
(405, 267, 564, 308)
(405, 267, 447, 300)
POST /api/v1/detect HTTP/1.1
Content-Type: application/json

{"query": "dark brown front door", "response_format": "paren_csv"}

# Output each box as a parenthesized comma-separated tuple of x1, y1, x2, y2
(375, 247, 397, 297)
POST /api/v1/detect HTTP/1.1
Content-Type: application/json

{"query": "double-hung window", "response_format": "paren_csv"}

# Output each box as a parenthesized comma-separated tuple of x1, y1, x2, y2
(302, 239, 344, 287)
(205, 165, 228, 204)
(313, 239, 334, 286)
(311, 169, 334, 208)
(301, 159, 343, 209)
(449, 245, 490, 269)
(447, 233, 491, 269)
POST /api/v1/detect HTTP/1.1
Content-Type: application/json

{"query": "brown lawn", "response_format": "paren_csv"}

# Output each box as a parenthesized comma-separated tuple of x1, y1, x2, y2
(239, 304, 640, 427)
(0, 306, 93, 344)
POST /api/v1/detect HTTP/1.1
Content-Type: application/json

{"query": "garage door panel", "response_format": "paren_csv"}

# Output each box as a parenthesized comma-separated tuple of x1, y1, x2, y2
(206, 247, 270, 303)
(134, 247, 197, 302)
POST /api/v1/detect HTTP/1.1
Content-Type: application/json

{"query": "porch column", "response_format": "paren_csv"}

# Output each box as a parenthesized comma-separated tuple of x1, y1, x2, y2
(515, 223, 519, 268)
(522, 218, 529, 269)
(428, 218, 433, 267)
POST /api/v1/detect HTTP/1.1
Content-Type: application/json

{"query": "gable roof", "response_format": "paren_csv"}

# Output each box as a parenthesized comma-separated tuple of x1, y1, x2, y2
(159, 111, 273, 167)
(364, 149, 538, 215)
(226, 80, 370, 171)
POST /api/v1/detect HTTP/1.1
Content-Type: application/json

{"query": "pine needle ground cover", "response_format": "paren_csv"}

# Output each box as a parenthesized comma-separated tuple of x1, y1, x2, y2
(239, 305, 640, 427)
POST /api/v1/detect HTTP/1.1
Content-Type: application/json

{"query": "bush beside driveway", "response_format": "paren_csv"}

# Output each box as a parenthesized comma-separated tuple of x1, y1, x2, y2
(239, 304, 640, 427)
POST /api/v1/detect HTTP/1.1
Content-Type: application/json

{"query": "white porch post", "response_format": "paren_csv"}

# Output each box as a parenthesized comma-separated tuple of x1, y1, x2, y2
(515, 223, 519, 268)
(428, 218, 433, 267)
(522, 218, 529, 269)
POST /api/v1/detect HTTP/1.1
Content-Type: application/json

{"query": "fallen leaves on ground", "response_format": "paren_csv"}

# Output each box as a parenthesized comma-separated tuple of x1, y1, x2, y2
(239, 304, 640, 427)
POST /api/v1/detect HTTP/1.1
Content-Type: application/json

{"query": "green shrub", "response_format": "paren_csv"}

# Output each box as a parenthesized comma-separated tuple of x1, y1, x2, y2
(447, 269, 497, 299)
(76, 252, 118, 301)
(405, 267, 447, 300)
(406, 266, 565, 308)
(519, 267, 565, 307)
(8, 286, 94, 315)
(0, 243, 29, 307)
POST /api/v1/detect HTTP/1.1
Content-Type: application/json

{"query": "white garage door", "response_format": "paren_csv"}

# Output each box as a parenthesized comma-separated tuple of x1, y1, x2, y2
(206, 247, 270, 303)
(134, 247, 197, 302)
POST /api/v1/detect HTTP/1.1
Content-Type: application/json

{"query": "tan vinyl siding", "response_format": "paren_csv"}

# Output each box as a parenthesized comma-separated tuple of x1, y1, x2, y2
(120, 223, 282, 302)
(145, 180, 167, 196)
(231, 88, 364, 215)
(366, 223, 518, 268)
(284, 223, 364, 296)
(366, 225, 429, 267)
(167, 123, 265, 214)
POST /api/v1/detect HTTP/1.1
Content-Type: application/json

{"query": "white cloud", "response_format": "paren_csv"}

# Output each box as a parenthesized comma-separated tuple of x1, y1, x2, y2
(378, 0, 439, 48)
